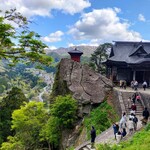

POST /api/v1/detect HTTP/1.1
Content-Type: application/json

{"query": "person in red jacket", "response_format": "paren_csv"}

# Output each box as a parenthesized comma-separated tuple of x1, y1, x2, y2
(131, 103, 137, 114)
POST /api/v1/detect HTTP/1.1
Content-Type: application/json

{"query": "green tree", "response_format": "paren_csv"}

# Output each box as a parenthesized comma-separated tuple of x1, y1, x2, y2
(0, 87, 28, 145)
(51, 95, 77, 128)
(1, 101, 61, 150)
(40, 116, 60, 150)
(0, 9, 52, 65)
(1, 102, 49, 150)
(89, 43, 112, 74)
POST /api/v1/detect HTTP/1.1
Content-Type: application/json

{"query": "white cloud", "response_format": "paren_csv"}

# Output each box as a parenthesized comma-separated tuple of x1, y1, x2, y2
(68, 8, 142, 43)
(44, 46, 57, 54)
(41, 31, 64, 43)
(68, 40, 99, 47)
(68, 43, 75, 47)
(138, 14, 146, 22)
(0, 0, 91, 18)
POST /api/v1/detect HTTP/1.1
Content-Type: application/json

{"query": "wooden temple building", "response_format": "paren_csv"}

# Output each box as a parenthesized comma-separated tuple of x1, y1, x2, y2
(68, 48, 83, 62)
(105, 41, 150, 85)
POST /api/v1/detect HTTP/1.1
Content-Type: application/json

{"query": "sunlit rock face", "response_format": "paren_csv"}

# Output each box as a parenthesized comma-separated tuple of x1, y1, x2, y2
(59, 58, 113, 117)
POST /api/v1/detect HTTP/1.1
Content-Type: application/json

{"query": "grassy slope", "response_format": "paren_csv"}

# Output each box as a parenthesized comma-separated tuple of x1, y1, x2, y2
(84, 100, 119, 140)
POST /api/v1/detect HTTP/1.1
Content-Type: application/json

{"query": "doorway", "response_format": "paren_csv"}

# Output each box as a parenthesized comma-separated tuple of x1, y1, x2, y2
(136, 71, 144, 83)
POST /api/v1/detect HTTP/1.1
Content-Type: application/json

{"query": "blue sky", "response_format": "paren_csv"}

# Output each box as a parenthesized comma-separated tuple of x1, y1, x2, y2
(1, 0, 150, 50)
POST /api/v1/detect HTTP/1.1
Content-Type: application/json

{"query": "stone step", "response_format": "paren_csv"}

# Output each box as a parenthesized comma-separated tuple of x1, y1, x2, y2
(124, 105, 143, 108)
(86, 144, 95, 150)
(82, 148, 89, 150)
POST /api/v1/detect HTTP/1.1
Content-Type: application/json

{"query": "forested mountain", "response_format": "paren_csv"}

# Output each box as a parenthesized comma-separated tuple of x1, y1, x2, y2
(46, 46, 97, 57)
(46, 46, 97, 65)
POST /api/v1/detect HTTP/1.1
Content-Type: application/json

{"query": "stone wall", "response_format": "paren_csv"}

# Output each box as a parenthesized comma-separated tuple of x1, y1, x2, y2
(111, 89, 122, 118)
(140, 93, 150, 112)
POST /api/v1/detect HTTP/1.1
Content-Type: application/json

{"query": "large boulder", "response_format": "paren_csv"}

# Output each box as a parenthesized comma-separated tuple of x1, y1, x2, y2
(58, 58, 113, 116)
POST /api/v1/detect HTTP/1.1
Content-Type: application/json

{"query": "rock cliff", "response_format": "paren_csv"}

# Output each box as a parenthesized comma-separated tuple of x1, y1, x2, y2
(51, 58, 113, 149)
(57, 58, 112, 117)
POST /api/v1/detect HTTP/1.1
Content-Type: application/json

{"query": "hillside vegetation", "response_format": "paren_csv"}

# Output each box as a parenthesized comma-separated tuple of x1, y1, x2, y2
(84, 101, 118, 140)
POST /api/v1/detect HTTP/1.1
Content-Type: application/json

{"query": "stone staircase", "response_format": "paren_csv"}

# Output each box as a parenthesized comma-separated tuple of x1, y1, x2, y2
(121, 91, 144, 115)
(75, 89, 145, 150)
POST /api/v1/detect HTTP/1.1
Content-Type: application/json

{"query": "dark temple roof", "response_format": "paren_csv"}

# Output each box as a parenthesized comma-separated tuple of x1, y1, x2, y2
(107, 41, 150, 64)
(68, 48, 83, 55)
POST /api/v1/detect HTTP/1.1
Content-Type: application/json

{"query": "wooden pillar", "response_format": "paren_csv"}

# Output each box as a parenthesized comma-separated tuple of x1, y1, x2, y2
(133, 71, 136, 80)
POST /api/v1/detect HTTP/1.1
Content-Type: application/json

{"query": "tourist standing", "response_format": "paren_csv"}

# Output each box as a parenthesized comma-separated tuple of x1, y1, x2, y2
(116, 131, 122, 144)
(131, 80, 134, 89)
(131, 103, 137, 114)
(127, 97, 132, 109)
(136, 94, 141, 104)
(133, 114, 138, 131)
(132, 93, 137, 104)
(142, 81, 147, 91)
(90, 126, 96, 148)
(142, 107, 149, 125)
(128, 118, 134, 135)
(113, 122, 119, 140)
(119, 112, 127, 131)
(134, 80, 138, 91)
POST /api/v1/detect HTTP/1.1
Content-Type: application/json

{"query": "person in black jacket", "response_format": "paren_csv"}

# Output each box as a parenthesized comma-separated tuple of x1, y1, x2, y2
(142, 107, 149, 124)
(91, 126, 96, 148)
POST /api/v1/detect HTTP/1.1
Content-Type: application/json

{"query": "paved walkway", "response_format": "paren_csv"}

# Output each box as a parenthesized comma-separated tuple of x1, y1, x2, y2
(75, 116, 143, 150)
(115, 86, 150, 94)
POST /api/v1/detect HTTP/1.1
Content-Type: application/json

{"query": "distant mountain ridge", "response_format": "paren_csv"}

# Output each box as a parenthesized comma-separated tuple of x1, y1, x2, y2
(46, 46, 98, 57)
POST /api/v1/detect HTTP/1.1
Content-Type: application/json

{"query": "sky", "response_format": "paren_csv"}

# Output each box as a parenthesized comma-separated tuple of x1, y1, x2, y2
(1, 0, 150, 50)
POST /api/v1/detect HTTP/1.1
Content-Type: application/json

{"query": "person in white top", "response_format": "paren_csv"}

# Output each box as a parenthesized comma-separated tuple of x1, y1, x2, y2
(134, 80, 138, 91)
(116, 131, 122, 144)
(128, 118, 134, 135)
(142, 81, 147, 91)
(119, 112, 127, 131)
(127, 97, 132, 109)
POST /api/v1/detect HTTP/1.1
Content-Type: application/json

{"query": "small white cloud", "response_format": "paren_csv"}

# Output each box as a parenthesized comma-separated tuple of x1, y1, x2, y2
(44, 46, 57, 51)
(41, 31, 64, 43)
(68, 43, 75, 47)
(138, 14, 146, 22)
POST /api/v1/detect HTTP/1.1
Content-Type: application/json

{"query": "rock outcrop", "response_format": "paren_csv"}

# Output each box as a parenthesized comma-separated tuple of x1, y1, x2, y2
(51, 58, 113, 149)
(58, 58, 113, 117)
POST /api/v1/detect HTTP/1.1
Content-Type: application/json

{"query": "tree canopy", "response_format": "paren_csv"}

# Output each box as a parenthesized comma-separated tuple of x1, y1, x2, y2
(0, 87, 28, 145)
(89, 43, 112, 74)
(0, 9, 52, 66)
(50, 95, 78, 129)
